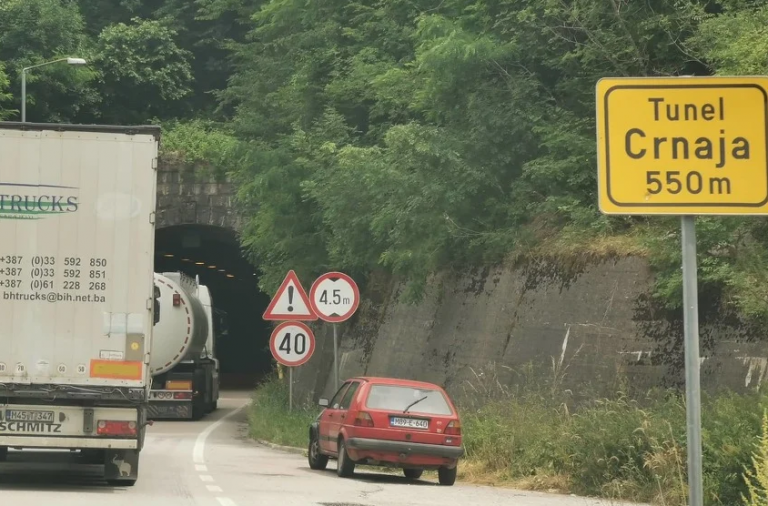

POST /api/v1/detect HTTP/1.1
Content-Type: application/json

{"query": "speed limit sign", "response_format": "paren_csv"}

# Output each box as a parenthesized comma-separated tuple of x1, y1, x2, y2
(269, 321, 316, 367)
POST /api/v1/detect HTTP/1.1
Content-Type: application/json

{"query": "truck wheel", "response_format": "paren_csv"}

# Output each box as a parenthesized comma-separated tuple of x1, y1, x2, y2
(192, 402, 204, 420)
(107, 479, 136, 487)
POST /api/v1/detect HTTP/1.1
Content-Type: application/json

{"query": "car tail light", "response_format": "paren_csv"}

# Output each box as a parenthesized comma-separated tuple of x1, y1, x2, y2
(173, 391, 192, 400)
(97, 420, 137, 436)
(354, 412, 374, 427)
(445, 420, 461, 436)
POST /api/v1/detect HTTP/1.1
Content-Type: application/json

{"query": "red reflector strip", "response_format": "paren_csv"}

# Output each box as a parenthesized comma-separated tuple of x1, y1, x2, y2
(97, 420, 137, 436)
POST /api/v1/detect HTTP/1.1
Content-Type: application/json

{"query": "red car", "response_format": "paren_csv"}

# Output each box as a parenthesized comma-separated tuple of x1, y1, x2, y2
(307, 376, 464, 486)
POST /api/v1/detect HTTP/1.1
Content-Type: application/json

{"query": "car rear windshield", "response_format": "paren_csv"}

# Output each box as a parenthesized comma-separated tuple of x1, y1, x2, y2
(365, 385, 453, 415)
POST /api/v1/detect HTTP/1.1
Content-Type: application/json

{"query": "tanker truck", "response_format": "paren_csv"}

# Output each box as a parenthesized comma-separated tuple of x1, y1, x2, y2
(148, 271, 220, 420)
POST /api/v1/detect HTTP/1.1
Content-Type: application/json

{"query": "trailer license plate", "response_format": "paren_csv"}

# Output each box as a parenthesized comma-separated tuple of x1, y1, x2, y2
(390, 417, 429, 429)
(5, 410, 54, 422)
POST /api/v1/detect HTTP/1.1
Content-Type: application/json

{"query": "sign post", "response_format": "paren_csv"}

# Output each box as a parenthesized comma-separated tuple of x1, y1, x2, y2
(309, 272, 360, 390)
(263, 271, 318, 411)
(269, 321, 316, 411)
(596, 76, 768, 506)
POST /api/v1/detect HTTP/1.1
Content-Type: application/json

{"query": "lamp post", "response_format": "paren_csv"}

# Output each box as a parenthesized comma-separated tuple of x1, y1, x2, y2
(21, 57, 87, 122)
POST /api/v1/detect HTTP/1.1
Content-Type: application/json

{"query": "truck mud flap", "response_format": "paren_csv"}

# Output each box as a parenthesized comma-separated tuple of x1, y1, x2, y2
(104, 449, 139, 484)
(148, 402, 192, 420)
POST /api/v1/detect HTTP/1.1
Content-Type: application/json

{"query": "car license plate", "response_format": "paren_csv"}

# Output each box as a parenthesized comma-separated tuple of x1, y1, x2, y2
(5, 409, 54, 422)
(390, 417, 429, 429)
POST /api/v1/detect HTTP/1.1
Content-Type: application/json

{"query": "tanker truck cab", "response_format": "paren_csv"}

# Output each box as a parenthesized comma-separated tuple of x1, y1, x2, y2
(148, 272, 220, 420)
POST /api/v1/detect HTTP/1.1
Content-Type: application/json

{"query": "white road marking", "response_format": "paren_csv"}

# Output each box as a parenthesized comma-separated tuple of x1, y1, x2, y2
(195, 464, 208, 472)
(216, 498, 238, 506)
(200, 474, 214, 482)
(206, 485, 223, 492)
(192, 403, 249, 464)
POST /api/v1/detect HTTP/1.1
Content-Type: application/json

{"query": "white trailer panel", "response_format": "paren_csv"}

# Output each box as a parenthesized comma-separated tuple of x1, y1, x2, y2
(0, 125, 158, 388)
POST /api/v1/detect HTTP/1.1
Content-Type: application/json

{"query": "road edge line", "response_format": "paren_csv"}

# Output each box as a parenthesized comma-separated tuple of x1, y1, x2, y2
(193, 402, 250, 464)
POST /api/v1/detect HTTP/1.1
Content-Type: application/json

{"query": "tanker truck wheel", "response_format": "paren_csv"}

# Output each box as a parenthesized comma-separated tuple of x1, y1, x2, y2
(192, 401, 204, 421)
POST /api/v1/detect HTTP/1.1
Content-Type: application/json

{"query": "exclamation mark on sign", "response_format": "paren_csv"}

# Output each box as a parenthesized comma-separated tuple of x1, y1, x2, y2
(287, 285, 294, 312)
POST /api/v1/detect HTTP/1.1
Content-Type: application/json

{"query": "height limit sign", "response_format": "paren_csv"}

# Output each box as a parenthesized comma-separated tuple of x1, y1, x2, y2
(310, 272, 360, 323)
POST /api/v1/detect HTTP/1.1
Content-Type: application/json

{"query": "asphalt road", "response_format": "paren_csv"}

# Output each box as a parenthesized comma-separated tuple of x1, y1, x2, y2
(0, 392, 645, 506)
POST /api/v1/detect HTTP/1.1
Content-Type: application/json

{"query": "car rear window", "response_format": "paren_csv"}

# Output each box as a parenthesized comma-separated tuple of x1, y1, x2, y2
(365, 385, 453, 415)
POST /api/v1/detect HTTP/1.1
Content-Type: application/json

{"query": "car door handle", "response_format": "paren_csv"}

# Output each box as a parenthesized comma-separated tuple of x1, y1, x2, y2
(340, 414, 345, 419)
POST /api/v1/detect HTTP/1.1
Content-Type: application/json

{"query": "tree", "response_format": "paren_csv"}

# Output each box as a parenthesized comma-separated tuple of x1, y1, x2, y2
(93, 17, 193, 124)
(0, 0, 99, 122)
(0, 62, 12, 120)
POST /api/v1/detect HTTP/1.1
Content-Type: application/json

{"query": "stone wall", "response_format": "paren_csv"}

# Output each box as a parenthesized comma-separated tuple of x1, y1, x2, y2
(290, 256, 768, 403)
(155, 157, 241, 231)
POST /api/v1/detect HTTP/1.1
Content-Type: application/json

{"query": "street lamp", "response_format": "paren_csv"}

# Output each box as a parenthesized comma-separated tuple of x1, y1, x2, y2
(21, 57, 87, 122)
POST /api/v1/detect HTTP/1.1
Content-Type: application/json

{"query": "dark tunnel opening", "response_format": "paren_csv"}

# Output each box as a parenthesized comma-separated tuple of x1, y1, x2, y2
(154, 225, 273, 390)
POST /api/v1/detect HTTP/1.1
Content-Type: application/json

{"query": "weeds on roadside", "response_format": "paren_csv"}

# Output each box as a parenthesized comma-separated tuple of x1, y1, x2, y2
(742, 409, 768, 505)
(247, 375, 318, 448)
(248, 365, 767, 506)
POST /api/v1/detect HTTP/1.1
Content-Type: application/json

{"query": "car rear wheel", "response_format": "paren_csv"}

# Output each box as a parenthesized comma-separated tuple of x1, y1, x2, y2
(336, 439, 355, 478)
(308, 433, 328, 470)
(438, 465, 457, 486)
(403, 468, 423, 480)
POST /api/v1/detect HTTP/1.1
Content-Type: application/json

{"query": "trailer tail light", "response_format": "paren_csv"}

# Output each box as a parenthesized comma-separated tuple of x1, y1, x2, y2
(173, 293, 181, 306)
(173, 391, 192, 400)
(166, 380, 192, 390)
(97, 420, 137, 436)
(354, 412, 374, 427)
(445, 420, 461, 436)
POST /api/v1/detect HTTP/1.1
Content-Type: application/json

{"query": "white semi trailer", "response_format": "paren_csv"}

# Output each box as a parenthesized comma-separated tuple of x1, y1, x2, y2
(0, 121, 160, 486)
(148, 271, 220, 420)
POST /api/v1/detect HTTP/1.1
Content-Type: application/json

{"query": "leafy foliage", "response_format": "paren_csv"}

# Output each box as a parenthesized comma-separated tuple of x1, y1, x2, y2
(0, 62, 12, 119)
(2, 0, 768, 315)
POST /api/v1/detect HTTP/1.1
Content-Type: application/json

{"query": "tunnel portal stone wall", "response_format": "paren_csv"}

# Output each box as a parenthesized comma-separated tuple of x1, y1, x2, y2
(155, 157, 242, 231)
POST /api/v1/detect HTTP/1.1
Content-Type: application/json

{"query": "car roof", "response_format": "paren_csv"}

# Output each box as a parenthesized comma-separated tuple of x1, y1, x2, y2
(351, 376, 445, 389)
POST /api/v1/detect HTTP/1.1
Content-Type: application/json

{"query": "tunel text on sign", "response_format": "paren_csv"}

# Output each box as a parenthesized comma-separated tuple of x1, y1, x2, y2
(596, 77, 768, 215)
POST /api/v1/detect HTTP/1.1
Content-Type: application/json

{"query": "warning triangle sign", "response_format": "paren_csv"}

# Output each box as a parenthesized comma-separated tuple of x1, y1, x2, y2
(263, 270, 318, 321)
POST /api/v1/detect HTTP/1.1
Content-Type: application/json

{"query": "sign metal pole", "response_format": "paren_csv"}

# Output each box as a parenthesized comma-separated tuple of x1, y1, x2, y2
(681, 215, 703, 506)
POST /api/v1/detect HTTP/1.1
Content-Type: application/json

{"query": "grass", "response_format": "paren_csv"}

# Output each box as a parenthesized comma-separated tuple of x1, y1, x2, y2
(246, 376, 317, 449)
(247, 368, 768, 505)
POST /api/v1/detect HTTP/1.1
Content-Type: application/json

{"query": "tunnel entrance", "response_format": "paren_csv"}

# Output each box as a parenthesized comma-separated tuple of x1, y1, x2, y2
(154, 225, 272, 390)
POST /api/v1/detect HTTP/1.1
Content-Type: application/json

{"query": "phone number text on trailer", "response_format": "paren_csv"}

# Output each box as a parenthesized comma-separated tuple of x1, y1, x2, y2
(0, 255, 109, 295)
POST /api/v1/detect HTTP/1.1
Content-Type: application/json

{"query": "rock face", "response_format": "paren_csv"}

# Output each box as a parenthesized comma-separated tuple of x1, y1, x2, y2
(291, 256, 767, 403)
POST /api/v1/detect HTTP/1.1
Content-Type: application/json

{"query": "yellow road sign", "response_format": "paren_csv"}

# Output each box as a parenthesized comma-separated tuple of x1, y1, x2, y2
(596, 77, 768, 215)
